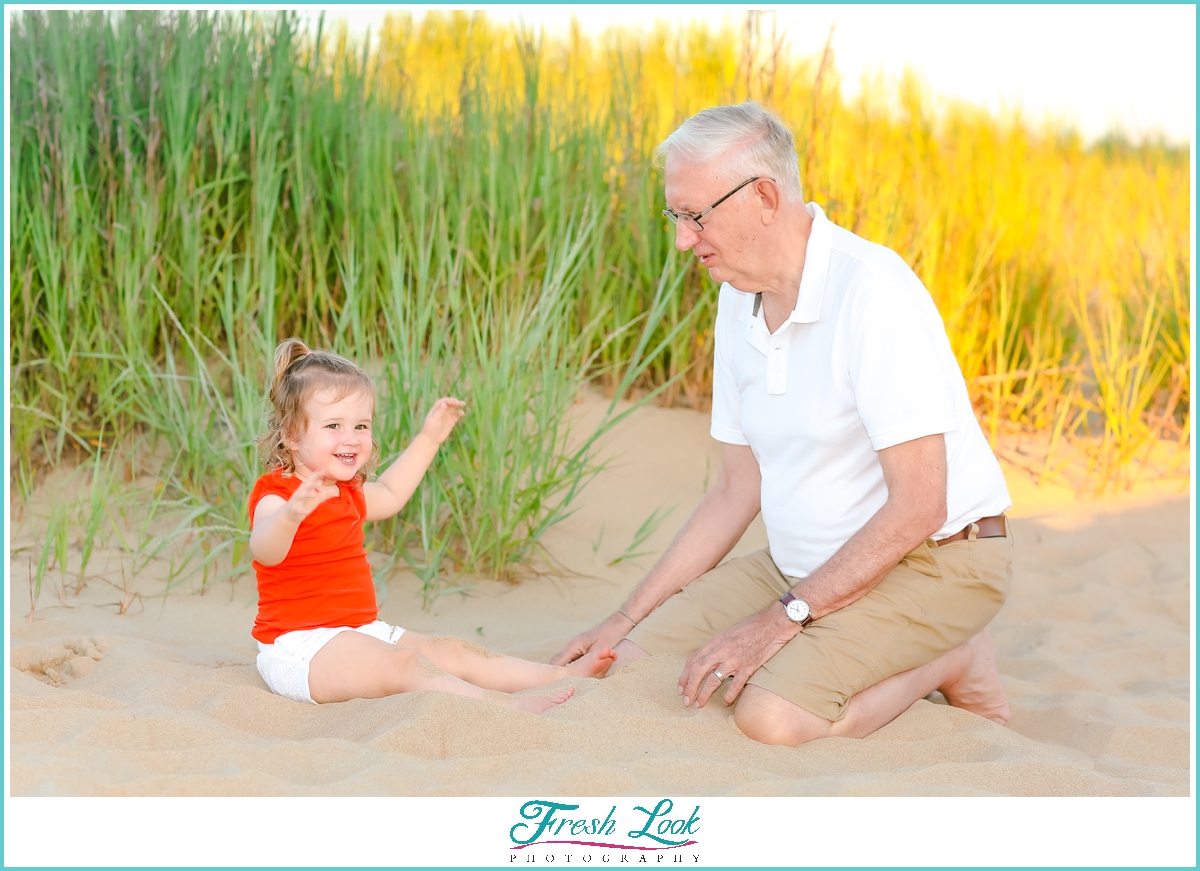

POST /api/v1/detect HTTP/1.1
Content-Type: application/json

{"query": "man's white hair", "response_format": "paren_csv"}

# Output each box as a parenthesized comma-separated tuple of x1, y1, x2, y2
(653, 102, 804, 203)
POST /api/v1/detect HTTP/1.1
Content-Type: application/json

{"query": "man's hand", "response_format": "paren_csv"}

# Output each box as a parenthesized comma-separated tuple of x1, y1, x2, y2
(421, 397, 466, 445)
(552, 444, 761, 668)
(551, 612, 633, 666)
(677, 607, 798, 708)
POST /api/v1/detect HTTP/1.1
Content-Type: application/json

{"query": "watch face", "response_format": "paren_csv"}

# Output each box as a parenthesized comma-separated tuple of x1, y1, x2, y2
(786, 598, 810, 623)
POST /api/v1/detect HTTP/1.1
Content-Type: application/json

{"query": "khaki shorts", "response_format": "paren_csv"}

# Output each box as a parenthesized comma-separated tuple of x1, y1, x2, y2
(627, 530, 1012, 722)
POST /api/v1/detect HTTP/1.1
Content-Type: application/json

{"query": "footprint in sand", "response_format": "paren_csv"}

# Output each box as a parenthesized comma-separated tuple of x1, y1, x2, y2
(11, 637, 108, 687)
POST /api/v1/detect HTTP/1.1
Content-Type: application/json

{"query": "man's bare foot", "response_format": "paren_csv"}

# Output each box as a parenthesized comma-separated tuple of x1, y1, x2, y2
(939, 628, 1012, 725)
(564, 647, 616, 679)
(509, 686, 575, 714)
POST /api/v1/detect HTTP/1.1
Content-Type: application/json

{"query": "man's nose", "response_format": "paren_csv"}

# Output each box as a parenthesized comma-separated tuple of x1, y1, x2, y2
(674, 221, 700, 252)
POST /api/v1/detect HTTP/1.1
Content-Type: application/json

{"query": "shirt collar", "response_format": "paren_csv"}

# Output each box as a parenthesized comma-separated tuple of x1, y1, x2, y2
(792, 201, 831, 324)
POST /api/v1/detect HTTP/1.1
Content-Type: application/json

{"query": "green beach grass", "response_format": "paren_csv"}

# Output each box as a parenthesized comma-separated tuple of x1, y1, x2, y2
(8, 10, 1189, 604)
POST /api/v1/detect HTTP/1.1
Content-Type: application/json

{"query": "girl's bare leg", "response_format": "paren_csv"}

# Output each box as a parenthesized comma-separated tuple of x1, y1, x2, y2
(307, 631, 574, 712)
(401, 633, 614, 693)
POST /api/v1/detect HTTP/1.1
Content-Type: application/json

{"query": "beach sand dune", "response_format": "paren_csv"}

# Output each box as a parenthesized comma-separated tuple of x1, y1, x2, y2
(7, 401, 1191, 797)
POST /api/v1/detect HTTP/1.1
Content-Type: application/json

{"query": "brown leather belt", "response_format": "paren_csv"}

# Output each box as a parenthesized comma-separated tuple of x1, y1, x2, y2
(937, 514, 1007, 544)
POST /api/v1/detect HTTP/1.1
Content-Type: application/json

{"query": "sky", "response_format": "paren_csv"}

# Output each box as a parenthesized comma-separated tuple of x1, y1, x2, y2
(296, 4, 1196, 146)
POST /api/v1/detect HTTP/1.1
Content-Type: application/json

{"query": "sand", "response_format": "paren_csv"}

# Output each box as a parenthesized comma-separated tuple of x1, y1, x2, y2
(4, 397, 1194, 862)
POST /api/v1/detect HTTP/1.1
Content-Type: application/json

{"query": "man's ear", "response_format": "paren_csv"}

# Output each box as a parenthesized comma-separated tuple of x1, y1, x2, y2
(756, 177, 782, 224)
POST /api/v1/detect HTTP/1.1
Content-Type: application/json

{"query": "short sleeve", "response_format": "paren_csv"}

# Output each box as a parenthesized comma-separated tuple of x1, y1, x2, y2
(248, 471, 296, 526)
(846, 276, 958, 451)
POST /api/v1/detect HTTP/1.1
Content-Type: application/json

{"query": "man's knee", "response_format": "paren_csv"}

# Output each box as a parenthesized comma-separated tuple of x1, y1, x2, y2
(733, 685, 832, 746)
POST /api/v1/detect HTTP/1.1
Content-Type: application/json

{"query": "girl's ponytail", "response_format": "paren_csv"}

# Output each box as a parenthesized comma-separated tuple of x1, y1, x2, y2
(270, 338, 311, 402)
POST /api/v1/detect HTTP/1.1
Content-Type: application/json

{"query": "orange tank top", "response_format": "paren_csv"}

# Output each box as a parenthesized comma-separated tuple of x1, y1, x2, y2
(248, 469, 378, 644)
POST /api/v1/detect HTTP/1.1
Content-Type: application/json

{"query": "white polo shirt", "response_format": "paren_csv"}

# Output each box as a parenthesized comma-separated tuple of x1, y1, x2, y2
(711, 202, 1011, 578)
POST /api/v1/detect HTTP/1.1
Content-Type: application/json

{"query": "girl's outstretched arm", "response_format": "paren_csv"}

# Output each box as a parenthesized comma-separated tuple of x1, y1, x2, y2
(250, 472, 335, 565)
(363, 397, 465, 521)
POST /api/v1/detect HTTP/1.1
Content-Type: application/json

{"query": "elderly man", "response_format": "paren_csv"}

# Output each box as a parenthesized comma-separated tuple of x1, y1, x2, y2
(553, 102, 1014, 746)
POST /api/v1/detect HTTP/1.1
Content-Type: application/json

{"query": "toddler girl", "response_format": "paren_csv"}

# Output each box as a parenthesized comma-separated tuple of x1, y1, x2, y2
(249, 338, 613, 710)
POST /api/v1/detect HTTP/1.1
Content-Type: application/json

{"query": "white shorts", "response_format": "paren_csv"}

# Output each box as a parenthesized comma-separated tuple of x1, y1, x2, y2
(256, 620, 406, 704)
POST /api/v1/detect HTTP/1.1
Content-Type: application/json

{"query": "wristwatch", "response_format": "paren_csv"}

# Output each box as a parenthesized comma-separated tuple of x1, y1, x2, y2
(779, 592, 814, 628)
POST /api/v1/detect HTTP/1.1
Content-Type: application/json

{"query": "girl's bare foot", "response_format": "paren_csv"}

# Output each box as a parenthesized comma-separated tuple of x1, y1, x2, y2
(565, 647, 616, 679)
(939, 629, 1012, 725)
(509, 686, 575, 714)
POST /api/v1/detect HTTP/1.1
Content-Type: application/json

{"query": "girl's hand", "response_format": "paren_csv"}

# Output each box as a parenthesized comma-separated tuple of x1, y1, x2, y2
(283, 471, 336, 523)
(421, 397, 466, 445)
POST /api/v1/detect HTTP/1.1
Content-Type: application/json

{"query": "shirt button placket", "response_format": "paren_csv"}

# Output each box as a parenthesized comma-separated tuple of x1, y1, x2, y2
(767, 336, 788, 395)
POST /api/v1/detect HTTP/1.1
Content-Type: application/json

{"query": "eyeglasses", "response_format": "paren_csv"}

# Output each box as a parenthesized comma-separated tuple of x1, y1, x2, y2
(662, 177, 762, 232)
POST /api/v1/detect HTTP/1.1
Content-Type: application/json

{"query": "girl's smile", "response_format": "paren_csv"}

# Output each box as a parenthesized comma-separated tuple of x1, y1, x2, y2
(286, 387, 374, 482)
